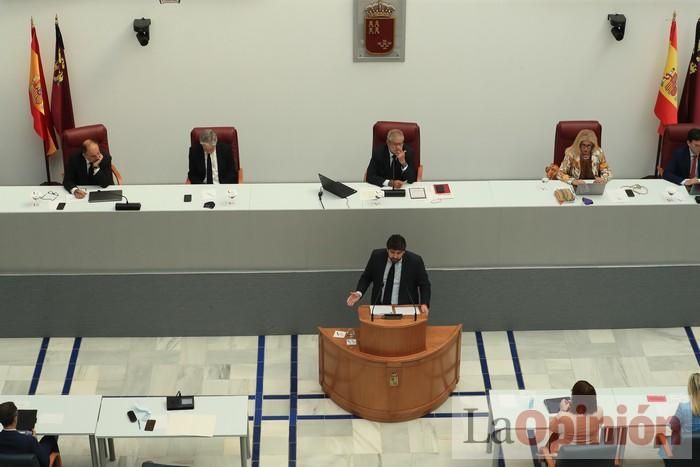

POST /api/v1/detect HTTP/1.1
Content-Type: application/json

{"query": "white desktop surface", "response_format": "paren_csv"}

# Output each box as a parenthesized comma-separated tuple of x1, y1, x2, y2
(1, 395, 102, 435)
(94, 395, 248, 438)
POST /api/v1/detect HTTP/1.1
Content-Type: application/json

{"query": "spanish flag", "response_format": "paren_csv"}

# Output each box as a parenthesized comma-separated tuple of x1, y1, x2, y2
(654, 13, 679, 135)
(29, 19, 58, 157)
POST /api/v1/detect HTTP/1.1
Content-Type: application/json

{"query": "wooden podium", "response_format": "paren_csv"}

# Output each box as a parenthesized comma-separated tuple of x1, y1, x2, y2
(318, 305, 462, 422)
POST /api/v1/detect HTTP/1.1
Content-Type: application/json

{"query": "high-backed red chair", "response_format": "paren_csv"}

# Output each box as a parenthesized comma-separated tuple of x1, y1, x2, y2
(371, 121, 422, 180)
(189, 127, 243, 183)
(658, 123, 697, 177)
(553, 121, 602, 166)
(61, 124, 123, 184)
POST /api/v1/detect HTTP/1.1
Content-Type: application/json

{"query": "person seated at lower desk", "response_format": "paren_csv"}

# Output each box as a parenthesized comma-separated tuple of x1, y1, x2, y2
(0, 401, 60, 467)
(62, 138, 114, 199)
(366, 128, 417, 188)
(662, 128, 700, 187)
(545, 380, 604, 455)
(557, 129, 612, 186)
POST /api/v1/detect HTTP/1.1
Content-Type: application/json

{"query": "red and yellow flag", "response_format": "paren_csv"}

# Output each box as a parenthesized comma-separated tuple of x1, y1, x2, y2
(654, 13, 679, 135)
(29, 19, 58, 157)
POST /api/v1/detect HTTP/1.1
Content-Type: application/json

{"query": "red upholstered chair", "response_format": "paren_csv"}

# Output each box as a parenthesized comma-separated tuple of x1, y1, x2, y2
(371, 121, 422, 180)
(658, 123, 697, 177)
(188, 127, 243, 183)
(61, 124, 123, 185)
(553, 121, 602, 166)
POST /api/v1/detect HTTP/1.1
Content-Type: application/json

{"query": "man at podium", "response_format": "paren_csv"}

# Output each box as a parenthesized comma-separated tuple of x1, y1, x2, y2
(346, 234, 430, 312)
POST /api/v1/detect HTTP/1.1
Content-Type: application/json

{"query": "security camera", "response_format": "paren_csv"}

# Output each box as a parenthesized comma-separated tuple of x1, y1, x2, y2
(607, 14, 626, 41)
(133, 18, 151, 46)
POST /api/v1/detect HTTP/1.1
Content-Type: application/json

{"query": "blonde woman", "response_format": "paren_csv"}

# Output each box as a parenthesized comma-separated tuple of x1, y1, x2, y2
(558, 129, 612, 185)
(673, 373, 700, 433)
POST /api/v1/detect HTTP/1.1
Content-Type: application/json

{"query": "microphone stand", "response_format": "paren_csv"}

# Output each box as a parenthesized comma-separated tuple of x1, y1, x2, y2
(369, 281, 384, 322)
(407, 289, 419, 321)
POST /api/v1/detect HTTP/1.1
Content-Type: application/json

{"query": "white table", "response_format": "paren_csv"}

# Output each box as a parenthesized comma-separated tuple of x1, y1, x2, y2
(488, 387, 688, 463)
(1, 395, 102, 467)
(94, 395, 249, 467)
(0, 179, 696, 273)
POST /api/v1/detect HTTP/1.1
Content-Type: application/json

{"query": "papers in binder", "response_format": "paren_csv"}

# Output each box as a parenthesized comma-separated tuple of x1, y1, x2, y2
(371, 305, 419, 315)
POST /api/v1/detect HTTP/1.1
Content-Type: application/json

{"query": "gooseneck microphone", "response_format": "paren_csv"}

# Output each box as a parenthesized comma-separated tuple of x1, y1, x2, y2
(369, 281, 384, 322)
(318, 187, 325, 210)
(406, 288, 420, 321)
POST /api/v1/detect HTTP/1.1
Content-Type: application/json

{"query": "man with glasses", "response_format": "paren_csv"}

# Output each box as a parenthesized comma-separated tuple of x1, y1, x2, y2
(663, 128, 700, 186)
(366, 129, 417, 188)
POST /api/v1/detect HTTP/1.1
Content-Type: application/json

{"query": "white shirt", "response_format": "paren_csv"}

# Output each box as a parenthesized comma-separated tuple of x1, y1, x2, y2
(682, 147, 699, 185)
(70, 158, 102, 194)
(383, 152, 409, 187)
(205, 150, 220, 184)
(381, 257, 403, 304)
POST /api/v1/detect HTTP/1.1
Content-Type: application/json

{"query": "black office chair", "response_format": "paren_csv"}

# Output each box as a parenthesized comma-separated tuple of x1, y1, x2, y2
(658, 431, 700, 466)
(0, 453, 41, 467)
(541, 443, 618, 466)
(142, 462, 190, 467)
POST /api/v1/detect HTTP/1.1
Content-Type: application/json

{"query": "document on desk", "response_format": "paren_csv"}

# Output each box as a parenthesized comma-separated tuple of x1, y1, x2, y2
(167, 413, 216, 437)
(371, 305, 419, 315)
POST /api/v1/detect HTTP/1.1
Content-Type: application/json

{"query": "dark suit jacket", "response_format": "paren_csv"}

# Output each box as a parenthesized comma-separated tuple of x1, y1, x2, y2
(188, 142, 238, 184)
(366, 144, 417, 187)
(663, 145, 695, 185)
(0, 430, 49, 467)
(355, 249, 430, 306)
(62, 151, 114, 193)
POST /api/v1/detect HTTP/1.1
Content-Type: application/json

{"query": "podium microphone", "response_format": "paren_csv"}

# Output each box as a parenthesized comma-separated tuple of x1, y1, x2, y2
(406, 288, 419, 321)
(369, 281, 384, 322)
(318, 187, 325, 210)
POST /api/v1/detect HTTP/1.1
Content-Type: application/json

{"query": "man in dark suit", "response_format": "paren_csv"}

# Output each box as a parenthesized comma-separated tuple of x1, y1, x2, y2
(188, 129, 238, 184)
(663, 128, 700, 186)
(62, 139, 114, 198)
(0, 401, 59, 467)
(347, 234, 431, 312)
(366, 128, 417, 188)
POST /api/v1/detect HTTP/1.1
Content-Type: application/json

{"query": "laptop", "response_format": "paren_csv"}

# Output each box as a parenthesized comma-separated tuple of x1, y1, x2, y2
(573, 182, 606, 196)
(318, 174, 357, 199)
(543, 397, 567, 414)
(16, 409, 37, 431)
(88, 189, 123, 203)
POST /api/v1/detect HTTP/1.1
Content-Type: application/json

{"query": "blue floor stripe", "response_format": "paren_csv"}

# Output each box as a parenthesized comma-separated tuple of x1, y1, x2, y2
(288, 335, 298, 467)
(451, 391, 487, 396)
(506, 331, 525, 390)
(251, 336, 265, 467)
(684, 326, 700, 367)
(475, 331, 492, 390)
(28, 337, 49, 396)
(526, 428, 539, 467)
(61, 337, 82, 395)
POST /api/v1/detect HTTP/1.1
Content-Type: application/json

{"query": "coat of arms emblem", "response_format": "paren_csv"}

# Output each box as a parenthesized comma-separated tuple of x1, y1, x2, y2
(364, 1, 395, 55)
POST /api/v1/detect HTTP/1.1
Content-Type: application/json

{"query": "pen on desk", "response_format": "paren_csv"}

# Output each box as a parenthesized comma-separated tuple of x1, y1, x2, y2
(137, 419, 141, 430)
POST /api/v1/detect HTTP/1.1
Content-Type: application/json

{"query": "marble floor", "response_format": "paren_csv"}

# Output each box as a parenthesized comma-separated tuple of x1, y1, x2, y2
(0, 327, 697, 466)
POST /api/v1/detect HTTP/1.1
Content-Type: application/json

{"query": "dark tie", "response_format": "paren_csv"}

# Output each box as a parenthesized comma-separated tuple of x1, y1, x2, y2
(206, 153, 213, 184)
(382, 262, 396, 305)
(390, 155, 397, 180)
(87, 163, 92, 180)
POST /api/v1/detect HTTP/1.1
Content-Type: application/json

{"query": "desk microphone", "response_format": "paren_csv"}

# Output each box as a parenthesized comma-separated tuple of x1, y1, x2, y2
(406, 288, 419, 321)
(369, 281, 384, 322)
(318, 187, 325, 210)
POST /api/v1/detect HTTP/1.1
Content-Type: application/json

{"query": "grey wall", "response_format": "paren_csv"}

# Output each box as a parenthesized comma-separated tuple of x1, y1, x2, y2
(2, 266, 697, 337)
